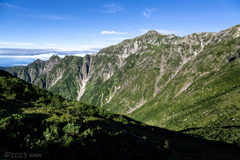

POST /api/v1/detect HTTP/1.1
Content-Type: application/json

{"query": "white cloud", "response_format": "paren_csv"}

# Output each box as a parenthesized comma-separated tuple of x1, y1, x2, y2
(0, 48, 98, 57)
(0, 42, 36, 46)
(66, 44, 106, 52)
(45, 43, 55, 45)
(102, 3, 123, 13)
(48, 52, 58, 55)
(0, 3, 21, 9)
(140, 29, 178, 35)
(0, 48, 100, 66)
(74, 54, 92, 57)
(143, 8, 156, 17)
(0, 53, 65, 60)
(12, 64, 28, 66)
(101, 31, 128, 35)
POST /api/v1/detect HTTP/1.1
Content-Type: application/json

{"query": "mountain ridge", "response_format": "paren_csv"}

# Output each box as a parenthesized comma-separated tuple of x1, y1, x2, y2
(6, 24, 240, 143)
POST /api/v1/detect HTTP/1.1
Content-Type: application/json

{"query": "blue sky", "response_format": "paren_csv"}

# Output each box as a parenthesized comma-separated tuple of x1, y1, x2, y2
(0, 0, 239, 66)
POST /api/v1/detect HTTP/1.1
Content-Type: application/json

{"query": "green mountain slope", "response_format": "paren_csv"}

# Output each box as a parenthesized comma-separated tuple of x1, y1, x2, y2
(6, 24, 240, 146)
(0, 69, 167, 159)
(1, 69, 240, 160)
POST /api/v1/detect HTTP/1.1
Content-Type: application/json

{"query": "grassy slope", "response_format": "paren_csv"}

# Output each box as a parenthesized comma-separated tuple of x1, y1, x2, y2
(6, 56, 89, 101)
(80, 32, 207, 112)
(80, 41, 173, 113)
(78, 33, 240, 146)
(46, 56, 83, 100)
(1, 69, 240, 160)
(129, 37, 240, 145)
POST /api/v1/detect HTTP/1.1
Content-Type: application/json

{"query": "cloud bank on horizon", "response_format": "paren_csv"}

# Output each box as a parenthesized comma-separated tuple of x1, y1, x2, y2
(0, 48, 98, 67)
(0, 42, 36, 46)
(0, 0, 239, 66)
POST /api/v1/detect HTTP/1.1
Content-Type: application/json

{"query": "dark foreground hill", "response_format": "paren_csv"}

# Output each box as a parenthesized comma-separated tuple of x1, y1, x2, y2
(0, 69, 240, 160)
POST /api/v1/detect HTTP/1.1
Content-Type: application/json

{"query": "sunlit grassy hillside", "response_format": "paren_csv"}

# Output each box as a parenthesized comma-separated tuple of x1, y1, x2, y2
(129, 51, 240, 145)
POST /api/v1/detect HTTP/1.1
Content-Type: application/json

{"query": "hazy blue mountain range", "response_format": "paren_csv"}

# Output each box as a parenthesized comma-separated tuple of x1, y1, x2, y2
(6, 24, 240, 145)
(0, 67, 10, 71)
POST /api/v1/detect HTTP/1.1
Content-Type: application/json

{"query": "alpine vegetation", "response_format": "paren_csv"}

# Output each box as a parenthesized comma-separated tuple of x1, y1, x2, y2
(6, 24, 240, 147)
(1, 68, 240, 159)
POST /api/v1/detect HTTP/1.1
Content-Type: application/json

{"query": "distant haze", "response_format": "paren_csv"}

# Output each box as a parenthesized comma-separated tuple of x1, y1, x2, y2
(0, 48, 99, 67)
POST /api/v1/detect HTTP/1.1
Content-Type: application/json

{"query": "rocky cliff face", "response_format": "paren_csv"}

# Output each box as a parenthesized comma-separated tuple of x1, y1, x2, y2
(7, 24, 240, 129)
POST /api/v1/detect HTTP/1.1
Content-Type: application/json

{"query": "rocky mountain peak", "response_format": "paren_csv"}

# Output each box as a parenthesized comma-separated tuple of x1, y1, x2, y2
(145, 30, 162, 36)
(232, 24, 240, 38)
(33, 59, 43, 63)
(49, 55, 61, 62)
(167, 34, 175, 39)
